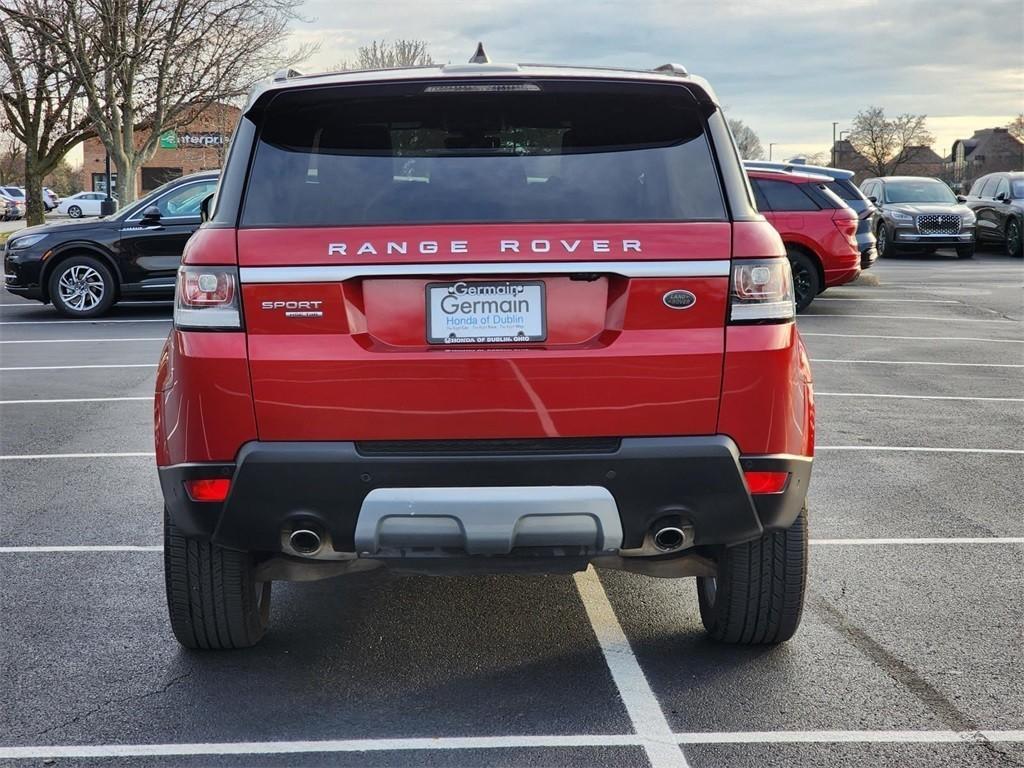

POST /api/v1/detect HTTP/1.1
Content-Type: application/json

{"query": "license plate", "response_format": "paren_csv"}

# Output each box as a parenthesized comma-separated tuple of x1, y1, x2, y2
(426, 280, 547, 345)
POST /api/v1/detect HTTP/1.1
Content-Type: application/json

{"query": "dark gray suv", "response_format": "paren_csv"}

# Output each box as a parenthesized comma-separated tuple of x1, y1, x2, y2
(860, 176, 976, 259)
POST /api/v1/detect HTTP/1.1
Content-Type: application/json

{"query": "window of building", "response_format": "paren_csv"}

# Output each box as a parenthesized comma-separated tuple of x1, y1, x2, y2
(141, 167, 183, 192)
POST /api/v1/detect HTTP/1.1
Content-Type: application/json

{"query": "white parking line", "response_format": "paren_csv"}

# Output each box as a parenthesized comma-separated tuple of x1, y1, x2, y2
(0, 545, 164, 553)
(574, 566, 687, 767)
(0, 318, 171, 325)
(0, 452, 154, 460)
(0, 397, 150, 405)
(817, 446, 1024, 454)
(675, 730, 1024, 744)
(813, 297, 960, 304)
(801, 314, 1016, 323)
(811, 358, 1024, 368)
(811, 538, 1024, 546)
(0, 729, 1019, 760)
(0, 337, 165, 344)
(0, 363, 157, 371)
(802, 333, 1024, 344)
(815, 392, 1024, 403)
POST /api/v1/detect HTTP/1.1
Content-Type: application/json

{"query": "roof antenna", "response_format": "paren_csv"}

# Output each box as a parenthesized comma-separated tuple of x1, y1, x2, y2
(469, 42, 490, 64)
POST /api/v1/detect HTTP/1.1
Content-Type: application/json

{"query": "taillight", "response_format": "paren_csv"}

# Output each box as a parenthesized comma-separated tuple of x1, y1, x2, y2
(744, 471, 790, 494)
(729, 258, 795, 323)
(833, 212, 859, 244)
(183, 478, 231, 502)
(174, 265, 242, 329)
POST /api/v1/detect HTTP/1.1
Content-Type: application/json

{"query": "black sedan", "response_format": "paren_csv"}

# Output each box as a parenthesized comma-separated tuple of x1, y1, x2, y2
(964, 172, 1024, 258)
(3, 171, 219, 317)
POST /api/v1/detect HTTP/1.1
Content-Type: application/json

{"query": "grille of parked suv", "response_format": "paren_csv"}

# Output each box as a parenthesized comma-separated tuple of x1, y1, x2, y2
(355, 438, 622, 456)
(916, 214, 961, 235)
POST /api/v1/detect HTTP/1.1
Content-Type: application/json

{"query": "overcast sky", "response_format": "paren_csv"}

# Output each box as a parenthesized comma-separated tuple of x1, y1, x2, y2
(287, 0, 1022, 160)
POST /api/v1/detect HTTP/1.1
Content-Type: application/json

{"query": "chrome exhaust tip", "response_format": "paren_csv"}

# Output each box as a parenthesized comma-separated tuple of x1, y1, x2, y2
(653, 526, 686, 552)
(288, 528, 322, 556)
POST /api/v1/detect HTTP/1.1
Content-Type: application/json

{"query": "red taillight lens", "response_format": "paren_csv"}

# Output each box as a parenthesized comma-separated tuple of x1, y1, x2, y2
(184, 478, 231, 502)
(174, 266, 242, 329)
(744, 471, 790, 494)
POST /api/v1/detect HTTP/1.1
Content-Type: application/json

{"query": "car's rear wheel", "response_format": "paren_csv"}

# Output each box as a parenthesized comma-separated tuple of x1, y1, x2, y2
(956, 244, 975, 259)
(164, 508, 271, 650)
(1006, 219, 1022, 258)
(697, 505, 808, 644)
(787, 250, 820, 312)
(48, 255, 116, 318)
(67, 205, 82, 218)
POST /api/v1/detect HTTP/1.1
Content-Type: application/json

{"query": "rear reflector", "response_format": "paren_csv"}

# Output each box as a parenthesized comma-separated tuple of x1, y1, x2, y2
(184, 478, 231, 502)
(743, 470, 790, 494)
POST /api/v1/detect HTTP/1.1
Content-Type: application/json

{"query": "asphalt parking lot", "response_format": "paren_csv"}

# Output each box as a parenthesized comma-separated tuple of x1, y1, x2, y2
(1, 248, 1022, 768)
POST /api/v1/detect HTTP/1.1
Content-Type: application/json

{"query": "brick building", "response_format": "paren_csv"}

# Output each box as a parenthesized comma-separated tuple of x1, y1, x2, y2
(831, 140, 944, 183)
(949, 127, 1024, 190)
(81, 102, 240, 197)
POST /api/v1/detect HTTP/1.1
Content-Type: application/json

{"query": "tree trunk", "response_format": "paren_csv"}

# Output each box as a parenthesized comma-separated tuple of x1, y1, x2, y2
(114, 155, 137, 207)
(22, 150, 47, 227)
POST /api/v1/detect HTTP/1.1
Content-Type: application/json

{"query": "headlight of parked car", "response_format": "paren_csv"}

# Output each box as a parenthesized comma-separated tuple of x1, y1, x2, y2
(8, 233, 48, 249)
(889, 210, 914, 222)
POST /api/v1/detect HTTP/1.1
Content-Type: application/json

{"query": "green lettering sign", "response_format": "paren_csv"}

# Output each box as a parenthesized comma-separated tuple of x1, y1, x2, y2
(158, 130, 178, 149)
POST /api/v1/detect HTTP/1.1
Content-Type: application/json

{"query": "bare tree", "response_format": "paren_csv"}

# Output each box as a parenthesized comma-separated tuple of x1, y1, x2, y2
(727, 118, 764, 160)
(337, 39, 434, 71)
(0, 2, 93, 224)
(1008, 114, 1024, 143)
(847, 106, 934, 177)
(8, 0, 314, 205)
(0, 128, 25, 186)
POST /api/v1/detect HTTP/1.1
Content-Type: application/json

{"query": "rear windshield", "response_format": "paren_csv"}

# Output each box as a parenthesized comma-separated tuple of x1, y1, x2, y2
(825, 180, 867, 205)
(241, 80, 726, 227)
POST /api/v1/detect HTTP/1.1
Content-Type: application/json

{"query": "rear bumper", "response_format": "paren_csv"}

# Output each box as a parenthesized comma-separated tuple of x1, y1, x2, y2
(159, 436, 811, 570)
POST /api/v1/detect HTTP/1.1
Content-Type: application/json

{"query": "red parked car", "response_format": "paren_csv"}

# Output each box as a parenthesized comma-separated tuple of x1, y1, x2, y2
(155, 56, 815, 649)
(747, 168, 860, 311)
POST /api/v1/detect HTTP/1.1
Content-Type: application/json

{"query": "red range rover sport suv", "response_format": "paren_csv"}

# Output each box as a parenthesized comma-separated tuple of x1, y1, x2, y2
(155, 58, 815, 649)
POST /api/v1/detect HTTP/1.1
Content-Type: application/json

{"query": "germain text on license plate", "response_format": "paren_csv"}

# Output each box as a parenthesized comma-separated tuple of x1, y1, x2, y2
(426, 280, 547, 344)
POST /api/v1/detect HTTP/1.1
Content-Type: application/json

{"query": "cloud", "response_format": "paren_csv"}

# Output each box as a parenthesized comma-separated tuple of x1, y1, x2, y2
(286, 0, 1023, 156)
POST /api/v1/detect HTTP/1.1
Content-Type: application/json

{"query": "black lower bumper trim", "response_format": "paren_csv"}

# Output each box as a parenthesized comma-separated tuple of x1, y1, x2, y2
(160, 437, 811, 555)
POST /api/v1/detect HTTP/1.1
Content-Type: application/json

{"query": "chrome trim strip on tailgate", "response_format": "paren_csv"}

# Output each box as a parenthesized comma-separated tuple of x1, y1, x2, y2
(238, 260, 731, 283)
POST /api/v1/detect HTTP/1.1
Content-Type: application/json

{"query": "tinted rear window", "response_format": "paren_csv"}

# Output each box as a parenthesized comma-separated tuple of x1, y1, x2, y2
(241, 80, 726, 226)
(825, 180, 867, 205)
(754, 179, 819, 211)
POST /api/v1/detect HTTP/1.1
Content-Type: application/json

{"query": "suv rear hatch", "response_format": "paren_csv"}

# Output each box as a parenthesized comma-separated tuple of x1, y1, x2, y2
(238, 78, 733, 440)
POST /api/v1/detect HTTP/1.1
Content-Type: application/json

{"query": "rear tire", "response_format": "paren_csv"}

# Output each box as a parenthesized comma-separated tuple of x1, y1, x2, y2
(164, 508, 271, 649)
(956, 245, 975, 259)
(697, 505, 808, 644)
(67, 205, 82, 218)
(787, 250, 820, 313)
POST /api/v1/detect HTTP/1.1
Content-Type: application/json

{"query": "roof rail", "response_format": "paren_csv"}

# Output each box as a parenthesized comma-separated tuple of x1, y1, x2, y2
(272, 68, 303, 83)
(653, 62, 688, 76)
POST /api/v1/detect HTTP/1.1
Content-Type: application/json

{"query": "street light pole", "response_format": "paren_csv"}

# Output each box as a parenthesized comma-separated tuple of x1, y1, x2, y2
(832, 122, 838, 167)
(769, 143, 777, 161)
(100, 151, 115, 216)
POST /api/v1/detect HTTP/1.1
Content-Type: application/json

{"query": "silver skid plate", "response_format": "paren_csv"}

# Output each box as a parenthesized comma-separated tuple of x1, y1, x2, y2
(354, 486, 623, 556)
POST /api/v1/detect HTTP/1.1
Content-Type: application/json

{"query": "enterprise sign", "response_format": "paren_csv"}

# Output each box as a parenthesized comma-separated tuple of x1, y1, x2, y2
(158, 130, 230, 149)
